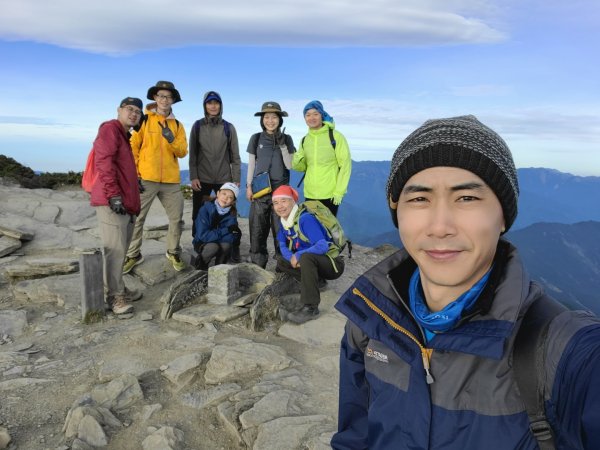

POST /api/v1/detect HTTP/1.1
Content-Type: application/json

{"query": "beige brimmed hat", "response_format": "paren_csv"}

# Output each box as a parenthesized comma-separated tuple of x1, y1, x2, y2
(254, 101, 288, 117)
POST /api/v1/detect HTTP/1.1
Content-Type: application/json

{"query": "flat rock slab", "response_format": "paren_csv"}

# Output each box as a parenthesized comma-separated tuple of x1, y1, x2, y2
(204, 342, 297, 384)
(172, 304, 248, 325)
(12, 273, 80, 307)
(0, 310, 28, 337)
(130, 253, 184, 285)
(0, 377, 53, 391)
(0, 351, 29, 371)
(278, 312, 346, 347)
(162, 352, 209, 387)
(181, 383, 241, 410)
(239, 389, 304, 429)
(33, 204, 60, 223)
(253, 415, 330, 450)
(0, 235, 21, 257)
(0, 224, 34, 240)
(90, 374, 144, 411)
(4, 257, 79, 278)
(7, 213, 100, 256)
(98, 356, 158, 382)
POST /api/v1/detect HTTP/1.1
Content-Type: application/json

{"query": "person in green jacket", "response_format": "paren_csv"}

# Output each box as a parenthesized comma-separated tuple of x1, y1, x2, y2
(292, 100, 351, 217)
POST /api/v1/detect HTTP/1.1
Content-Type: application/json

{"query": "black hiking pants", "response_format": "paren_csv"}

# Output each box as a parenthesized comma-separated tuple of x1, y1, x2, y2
(276, 253, 344, 308)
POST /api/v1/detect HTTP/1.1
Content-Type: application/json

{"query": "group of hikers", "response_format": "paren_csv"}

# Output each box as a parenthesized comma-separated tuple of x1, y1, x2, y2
(87, 80, 600, 449)
(86, 80, 351, 323)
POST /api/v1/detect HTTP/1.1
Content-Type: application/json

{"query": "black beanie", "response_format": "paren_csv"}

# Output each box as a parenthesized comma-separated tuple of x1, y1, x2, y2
(386, 115, 519, 231)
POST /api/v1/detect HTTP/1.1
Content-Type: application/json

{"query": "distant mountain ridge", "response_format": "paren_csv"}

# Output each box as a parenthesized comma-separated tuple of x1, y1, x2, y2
(181, 165, 600, 247)
(181, 165, 600, 315)
(506, 221, 600, 315)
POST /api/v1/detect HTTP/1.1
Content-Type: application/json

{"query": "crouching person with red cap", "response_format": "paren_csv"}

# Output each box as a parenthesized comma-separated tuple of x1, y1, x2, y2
(191, 182, 241, 271)
(272, 185, 345, 324)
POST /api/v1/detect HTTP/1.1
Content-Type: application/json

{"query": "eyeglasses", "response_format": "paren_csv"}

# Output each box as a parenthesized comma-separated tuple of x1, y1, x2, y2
(156, 94, 173, 101)
(123, 106, 142, 116)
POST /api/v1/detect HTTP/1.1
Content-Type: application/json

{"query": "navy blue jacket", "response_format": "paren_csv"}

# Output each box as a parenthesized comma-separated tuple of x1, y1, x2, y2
(193, 201, 238, 245)
(332, 241, 600, 449)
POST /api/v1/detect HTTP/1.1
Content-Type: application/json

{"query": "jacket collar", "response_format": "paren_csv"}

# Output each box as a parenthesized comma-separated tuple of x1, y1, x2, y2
(340, 240, 538, 359)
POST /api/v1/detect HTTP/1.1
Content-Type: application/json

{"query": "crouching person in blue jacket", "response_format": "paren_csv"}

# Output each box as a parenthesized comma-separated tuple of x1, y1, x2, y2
(273, 185, 345, 324)
(331, 116, 600, 449)
(192, 182, 241, 270)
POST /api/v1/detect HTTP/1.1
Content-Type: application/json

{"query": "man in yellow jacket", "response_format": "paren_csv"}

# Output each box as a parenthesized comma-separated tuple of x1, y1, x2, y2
(292, 100, 351, 217)
(123, 81, 188, 273)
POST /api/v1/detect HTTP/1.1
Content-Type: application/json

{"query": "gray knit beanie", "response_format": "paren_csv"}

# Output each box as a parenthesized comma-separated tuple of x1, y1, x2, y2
(386, 115, 519, 231)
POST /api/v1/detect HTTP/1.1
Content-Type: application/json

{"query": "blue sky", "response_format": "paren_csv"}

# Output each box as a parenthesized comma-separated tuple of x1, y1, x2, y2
(0, 0, 598, 175)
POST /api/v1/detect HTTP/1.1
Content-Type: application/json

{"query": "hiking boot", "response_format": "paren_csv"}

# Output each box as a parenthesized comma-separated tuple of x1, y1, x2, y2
(166, 252, 186, 271)
(111, 294, 134, 315)
(287, 305, 319, 324)
(124, 287, 143, 302)
(123, 254, 144, 274)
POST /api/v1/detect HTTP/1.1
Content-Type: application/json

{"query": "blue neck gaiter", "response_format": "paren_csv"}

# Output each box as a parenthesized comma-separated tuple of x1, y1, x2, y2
(409, 267, 492, 342)
(214, 199, 231, 216)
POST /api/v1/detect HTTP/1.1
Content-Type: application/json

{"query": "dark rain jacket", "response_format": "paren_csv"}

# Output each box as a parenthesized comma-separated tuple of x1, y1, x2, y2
(192, 201, 238, 246)
(89, 119, 140, 215)
(188, 91, 241, 184)
(332, 240, 600, 450)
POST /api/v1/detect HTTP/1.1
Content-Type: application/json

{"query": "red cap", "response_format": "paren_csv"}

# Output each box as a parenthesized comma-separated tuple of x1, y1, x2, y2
(272, 185, 299, 203)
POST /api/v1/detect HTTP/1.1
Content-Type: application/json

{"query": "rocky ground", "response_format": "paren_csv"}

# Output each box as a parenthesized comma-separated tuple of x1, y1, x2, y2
(0, 180, 398, 450)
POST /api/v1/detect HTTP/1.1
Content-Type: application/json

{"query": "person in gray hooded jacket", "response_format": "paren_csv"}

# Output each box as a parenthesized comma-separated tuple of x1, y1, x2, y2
(189, 91, 241, 260)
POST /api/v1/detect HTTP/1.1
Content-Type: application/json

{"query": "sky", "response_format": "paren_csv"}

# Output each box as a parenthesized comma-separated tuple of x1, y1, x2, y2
(0, 0, 598, 176)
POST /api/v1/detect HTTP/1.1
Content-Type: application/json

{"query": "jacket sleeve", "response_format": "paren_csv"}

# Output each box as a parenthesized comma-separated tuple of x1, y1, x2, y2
(168, 120, 188, 158)
(333, 131, 352, 199)
(331, 321, 370, 450)
(551, 322, 600, 449)
(229, 124, 241, 183)
(189, 121, 199, 180)
(292, 135, 307, 172)
(195, 205, 226, 243)
(217, 214, 237, 244)
(94, 123, 120, 200)
(277, 227, 293, 262)
(294, 214, 330, 260)
(280, 134, 295, 170)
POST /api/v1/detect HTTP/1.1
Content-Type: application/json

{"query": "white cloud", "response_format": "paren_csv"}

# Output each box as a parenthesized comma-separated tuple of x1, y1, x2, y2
(0, 0, 507, 55)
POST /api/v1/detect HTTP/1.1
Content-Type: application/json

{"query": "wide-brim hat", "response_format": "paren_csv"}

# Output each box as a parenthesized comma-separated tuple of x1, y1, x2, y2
(147, 81, 182, 103)
(254, 101, 288, 117)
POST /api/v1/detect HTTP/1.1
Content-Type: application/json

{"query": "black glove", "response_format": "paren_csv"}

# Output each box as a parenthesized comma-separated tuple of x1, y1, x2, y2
(109, 196, 126, 215)
(158, 121, 175, 143)
(138, 178, 145, 193)
(228, 224, 241, 235)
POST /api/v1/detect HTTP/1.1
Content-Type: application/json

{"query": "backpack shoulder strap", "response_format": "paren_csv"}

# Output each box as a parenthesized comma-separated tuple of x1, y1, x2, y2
(514, 295, 566, 450)
(192, 119, 202, 137)
(328, 127, 337, 149)
(133, 114, 148, 133)
(222, 120, 233, 161)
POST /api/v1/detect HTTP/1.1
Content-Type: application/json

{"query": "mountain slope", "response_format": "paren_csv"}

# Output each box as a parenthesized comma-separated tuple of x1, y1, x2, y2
(506, 221, 600, 315)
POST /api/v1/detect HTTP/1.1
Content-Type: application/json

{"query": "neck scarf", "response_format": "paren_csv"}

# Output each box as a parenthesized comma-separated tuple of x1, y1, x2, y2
(409, 267, 492, 340)
(215, 199, 231, 215)
(280, 204, 299, 230)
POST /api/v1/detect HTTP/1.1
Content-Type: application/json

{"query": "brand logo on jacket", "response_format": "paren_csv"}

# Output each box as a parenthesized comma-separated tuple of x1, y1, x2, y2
(366, 347, 389, 363)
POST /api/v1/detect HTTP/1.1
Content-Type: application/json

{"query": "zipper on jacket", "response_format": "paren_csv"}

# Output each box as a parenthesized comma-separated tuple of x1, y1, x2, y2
(352, 287, 434, 384)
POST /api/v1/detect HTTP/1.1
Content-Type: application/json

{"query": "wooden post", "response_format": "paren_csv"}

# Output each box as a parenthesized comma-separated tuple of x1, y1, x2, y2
(79, 249, 104, 321)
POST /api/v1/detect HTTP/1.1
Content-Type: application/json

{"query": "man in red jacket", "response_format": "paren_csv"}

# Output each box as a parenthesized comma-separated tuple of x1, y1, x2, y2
(89, 97, 144, 315)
